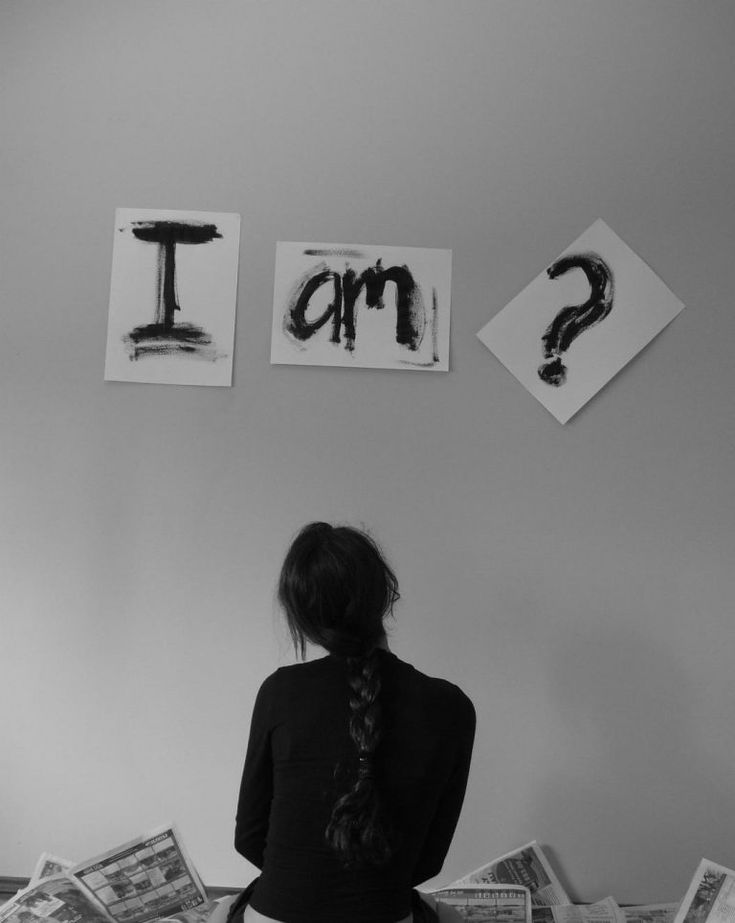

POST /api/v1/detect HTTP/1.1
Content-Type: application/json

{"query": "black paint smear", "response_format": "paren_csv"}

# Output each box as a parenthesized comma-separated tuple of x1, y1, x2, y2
(303, 248, 366, 258)
(125, 220, 222, 362)
(285, 259, 425, 354)
(284, 268, 343, 344)
(131, 221, 221, 330)
(538, 251, 614, 387)
(398, 289, 440, 367)
(131, 221, 222, 245)
(352, 261, 425, 351)
(123, 322, 219, 362)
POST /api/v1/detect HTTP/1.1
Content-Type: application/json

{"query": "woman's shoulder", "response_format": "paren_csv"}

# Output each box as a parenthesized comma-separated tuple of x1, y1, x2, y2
(256, 654, 338, 695)
(386, 651, 476, 719)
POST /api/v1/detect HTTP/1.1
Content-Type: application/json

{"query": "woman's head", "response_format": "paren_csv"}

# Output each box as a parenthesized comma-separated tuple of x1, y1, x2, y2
(278, 522, 399, 659)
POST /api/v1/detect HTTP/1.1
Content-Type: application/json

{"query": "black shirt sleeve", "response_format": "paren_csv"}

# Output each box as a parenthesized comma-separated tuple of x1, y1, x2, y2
(234, 671, 278, 869)
(411, 690, 476, 885)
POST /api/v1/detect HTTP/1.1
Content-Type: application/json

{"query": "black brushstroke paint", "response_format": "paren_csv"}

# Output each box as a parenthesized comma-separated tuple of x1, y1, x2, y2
(124, 322, 217, 361)
(285, 259, 425, 354)
(285, 268, 343, 344)
(398, 287, 440, 367)
(124, 221, 222, 361)
(538, 251, 614, 387)
(303, 248, 366, 258)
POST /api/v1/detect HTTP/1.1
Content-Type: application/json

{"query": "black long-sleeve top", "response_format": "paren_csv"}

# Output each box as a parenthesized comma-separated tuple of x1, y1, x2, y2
(235, 649, 476, 923)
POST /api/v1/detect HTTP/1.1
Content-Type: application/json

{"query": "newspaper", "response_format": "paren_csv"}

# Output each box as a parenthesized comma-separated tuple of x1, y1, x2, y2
(0, 874, 113, 923)
(532, 897, 625, 923)
(69, 825, 210, 923)
(623, 905, 680, 923)
(431, 883, 532, 923)
(155, 911, 212, 923)
(30, 855, 75, 887)
(450, 842, 572, 906)
(673, 859, 735, 923)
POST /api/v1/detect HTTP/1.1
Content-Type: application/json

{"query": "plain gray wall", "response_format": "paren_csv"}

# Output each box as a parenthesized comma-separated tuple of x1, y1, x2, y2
(2, 0, 734, 904)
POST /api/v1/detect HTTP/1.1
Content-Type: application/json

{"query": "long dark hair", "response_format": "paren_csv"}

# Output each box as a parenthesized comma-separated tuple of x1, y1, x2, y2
(277, 521, 400, 867)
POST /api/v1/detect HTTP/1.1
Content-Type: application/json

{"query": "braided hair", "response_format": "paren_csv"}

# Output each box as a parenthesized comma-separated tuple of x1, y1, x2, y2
(277, 522, 400, 868)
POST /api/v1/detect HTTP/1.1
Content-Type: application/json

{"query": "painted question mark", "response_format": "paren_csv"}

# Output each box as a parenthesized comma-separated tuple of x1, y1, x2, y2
(538, 251, 614, 386)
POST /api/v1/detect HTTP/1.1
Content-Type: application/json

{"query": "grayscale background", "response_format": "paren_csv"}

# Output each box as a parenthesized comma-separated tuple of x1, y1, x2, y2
(1, 0, 733, 903)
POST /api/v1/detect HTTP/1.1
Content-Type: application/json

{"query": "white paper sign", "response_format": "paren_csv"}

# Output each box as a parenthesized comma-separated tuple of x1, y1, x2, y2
(105, 208, 241, 387)
(270, 242, 452, 371)
(477, 219, 684, 423)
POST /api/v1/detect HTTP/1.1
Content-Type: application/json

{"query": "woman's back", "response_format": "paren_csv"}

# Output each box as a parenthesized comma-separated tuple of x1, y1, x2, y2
(235, 649, 475, 923)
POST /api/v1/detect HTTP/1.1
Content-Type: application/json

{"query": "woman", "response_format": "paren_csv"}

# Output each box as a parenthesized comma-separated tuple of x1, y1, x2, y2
(232, 522, 476, 923)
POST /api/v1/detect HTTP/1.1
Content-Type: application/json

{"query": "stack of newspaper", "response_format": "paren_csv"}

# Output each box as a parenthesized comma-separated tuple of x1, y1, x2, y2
(3, 829, 735, 923)
(425, 842, 735, 923)
(0, 825, 211, 923)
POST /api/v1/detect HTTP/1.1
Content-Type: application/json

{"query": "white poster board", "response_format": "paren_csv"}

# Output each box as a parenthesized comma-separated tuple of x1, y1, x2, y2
(270, 242, 452, 371)
(477, 219, 684, 423)
(105, 208, 241, 387)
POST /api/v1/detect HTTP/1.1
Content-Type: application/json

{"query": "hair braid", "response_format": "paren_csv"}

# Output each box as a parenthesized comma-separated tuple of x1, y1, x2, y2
(348, 654, 381, 753)
(277, 522, 400, 867)
(325, 649, 394, 868)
